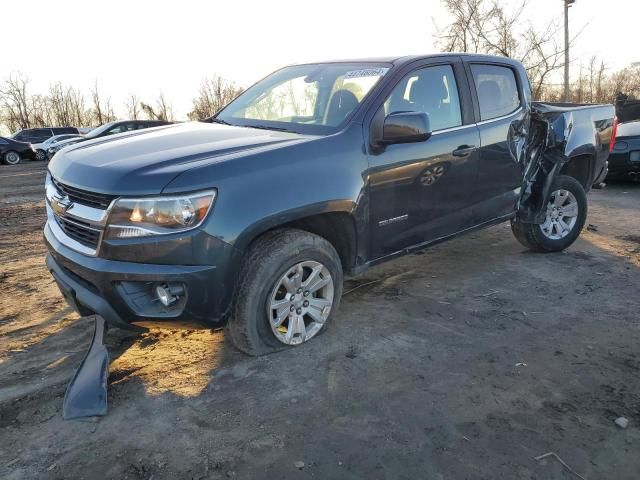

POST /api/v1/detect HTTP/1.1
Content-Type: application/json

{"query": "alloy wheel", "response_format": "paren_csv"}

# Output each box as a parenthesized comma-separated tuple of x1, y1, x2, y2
(540, 189, 579, 240)
(266, 260, 334, 345)
(4, 151, 20, 165)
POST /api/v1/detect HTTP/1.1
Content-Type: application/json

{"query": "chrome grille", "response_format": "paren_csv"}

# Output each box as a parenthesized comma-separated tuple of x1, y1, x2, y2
(54, 215, 101, 249)
(51, 177, 115, 209)
(46, 174, 111, 256)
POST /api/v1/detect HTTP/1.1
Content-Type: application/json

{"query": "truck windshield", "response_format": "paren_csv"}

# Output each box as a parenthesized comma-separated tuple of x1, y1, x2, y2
(85, 121, 117, 139)
(214, 63, 391, 134)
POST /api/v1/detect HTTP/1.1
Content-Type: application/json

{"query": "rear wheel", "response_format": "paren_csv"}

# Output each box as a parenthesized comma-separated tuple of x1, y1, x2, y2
(226, 229, 343, 356)
(35, 149, 47, 161)
(2, 151, 21, 165)
(511, 175, 587, 252)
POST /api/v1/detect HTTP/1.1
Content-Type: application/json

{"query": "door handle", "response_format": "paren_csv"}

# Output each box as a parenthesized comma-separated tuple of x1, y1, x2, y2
(452, 145, 476, 157)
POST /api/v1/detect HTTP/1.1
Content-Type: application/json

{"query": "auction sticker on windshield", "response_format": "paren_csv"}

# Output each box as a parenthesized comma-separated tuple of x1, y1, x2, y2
(344, 68, 389, 78)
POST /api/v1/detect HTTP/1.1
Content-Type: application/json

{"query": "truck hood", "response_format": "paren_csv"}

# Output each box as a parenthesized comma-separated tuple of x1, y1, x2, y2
(48, 122, 312, 195)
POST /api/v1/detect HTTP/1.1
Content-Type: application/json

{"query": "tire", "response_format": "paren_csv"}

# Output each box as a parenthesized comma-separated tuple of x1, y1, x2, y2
(226, 228, 343, 356)
(2, 151, 21, 165)
(35, 149, 47, 161)
(511, 175, 587, 252)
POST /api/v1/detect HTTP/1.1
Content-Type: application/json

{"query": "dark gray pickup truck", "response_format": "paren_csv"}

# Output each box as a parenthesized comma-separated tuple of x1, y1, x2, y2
(45, 54, 614, 357)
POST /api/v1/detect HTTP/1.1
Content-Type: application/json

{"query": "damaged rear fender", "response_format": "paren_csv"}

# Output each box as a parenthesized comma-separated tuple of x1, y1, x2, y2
(515, 103, 608, 224)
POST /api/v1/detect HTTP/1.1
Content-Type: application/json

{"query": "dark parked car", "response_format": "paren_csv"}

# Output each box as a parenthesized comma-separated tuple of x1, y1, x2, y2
(46, 120, 171, 159)
(1, 136, 36, 165)
(45, 54, 614, 357)
(12, 127, 81, 161)
(608, 120, 640, 181)
(615, 92, 640, 124)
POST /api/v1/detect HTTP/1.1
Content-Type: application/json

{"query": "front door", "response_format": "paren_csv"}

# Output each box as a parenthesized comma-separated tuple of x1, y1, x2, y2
(367, 61, 481, 258)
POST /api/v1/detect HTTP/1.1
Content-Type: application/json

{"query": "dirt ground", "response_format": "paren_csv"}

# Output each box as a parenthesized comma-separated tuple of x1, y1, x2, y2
(0, 161, 639, 480)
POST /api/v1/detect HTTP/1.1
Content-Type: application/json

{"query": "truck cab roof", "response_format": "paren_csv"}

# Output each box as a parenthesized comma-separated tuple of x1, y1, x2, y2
(298, 53, 525, 68)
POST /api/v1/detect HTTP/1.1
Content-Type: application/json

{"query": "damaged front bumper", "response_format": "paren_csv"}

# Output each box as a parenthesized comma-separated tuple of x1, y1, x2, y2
(44, 221, 223, 330)
(63, 315, 109, 420)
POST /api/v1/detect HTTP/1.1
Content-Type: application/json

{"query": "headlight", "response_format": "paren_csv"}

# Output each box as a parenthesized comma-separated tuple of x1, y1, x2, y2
(105, 190, 216, 239)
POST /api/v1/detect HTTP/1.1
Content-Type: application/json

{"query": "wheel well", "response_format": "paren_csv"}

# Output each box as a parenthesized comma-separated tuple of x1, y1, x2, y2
(559, 154, 593, 190)
(270, 212, 358, 274)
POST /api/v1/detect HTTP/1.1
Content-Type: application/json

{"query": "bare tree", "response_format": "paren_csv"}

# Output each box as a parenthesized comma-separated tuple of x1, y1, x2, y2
(140, 101, 155, 121)
(435, 0, 568, 100)
(606, 64, 640, 101)
(595, 60, 606, 102)
(0, 73, 34, 132)
(141, 92, 174, 121)
(188, 75, 243, 120)
(522, 23, 566, 100)
(436, 0, 484, 52)
(90, 81, 115, 126)
(47, 82, 90, 127)
(155, 92, 173, 121)
(125, 94, 141, 120)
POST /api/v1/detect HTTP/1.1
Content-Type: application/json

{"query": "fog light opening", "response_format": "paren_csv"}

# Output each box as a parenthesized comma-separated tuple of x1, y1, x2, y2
(155, 283, 185, 307)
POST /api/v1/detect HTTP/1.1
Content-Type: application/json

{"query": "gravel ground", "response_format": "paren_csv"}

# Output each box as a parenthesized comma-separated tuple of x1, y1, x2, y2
(1, 162, 639, 480)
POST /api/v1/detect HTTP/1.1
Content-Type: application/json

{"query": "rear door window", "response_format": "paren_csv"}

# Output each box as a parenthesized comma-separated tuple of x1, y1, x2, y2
(470, 64, 520, 121)
(33, 128, 53, 142)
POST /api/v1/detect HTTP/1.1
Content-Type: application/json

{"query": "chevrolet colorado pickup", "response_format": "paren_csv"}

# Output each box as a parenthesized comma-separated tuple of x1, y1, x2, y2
(45, 54, 614, 356)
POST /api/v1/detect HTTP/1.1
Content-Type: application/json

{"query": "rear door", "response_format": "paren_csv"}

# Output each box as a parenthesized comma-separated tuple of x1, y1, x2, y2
(366, 57, 481, 258)
(466, 62, 528, 223)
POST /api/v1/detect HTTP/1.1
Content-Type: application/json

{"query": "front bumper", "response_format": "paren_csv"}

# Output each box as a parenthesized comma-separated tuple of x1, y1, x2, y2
(45, 221, 230, 328)
(21, 148, 37, 160)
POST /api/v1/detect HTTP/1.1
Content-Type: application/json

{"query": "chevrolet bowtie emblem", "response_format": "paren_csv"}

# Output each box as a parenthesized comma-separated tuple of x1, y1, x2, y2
(51, 194, 73, 215)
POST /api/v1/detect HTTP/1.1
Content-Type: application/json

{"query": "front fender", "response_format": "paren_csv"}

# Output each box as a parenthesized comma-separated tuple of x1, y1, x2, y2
(164, 124, 369, 317)
(231, 199, 358, 255)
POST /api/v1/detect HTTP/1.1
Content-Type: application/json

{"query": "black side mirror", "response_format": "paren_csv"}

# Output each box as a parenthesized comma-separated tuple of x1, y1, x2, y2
(381, 111, 432, 145)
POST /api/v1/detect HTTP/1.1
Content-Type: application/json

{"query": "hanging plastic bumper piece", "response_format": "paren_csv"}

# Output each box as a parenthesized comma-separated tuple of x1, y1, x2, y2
(63, 315, 109, 420)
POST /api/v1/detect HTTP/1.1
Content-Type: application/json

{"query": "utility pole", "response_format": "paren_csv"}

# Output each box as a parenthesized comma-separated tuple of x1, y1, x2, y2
(564, 0, 576, 102)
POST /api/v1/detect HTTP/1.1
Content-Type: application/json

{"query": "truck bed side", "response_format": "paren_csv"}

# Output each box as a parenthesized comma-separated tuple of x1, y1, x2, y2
(516, 102, 614, 223)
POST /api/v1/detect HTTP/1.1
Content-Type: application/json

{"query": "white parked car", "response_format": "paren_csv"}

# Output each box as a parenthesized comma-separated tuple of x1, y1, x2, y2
(40, 134, 84, 156)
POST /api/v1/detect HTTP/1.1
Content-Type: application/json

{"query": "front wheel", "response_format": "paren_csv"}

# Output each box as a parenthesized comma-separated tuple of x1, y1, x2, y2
(511, 175, 587, 252)
(2, 151, 21, 165)
(226, 229, 343, 356)
(35, 149, 47, 161)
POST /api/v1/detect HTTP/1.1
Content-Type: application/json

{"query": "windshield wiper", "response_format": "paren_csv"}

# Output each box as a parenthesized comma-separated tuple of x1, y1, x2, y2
(209, 118, 231, 125)
(243, 124, 295, 133)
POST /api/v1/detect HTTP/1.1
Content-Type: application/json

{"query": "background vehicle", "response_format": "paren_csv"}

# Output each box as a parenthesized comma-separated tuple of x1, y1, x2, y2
(46, 120, 171, 159)
(12, 127, 81, 161)
(44, 54, 614, 356)
(616, 92, 640, 123)
(608, 120, 640, 181)
(41, 134, 84, 154)
(0, 136, 36, 165)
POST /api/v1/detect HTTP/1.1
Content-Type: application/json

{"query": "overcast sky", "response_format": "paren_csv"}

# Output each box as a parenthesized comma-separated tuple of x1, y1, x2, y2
(3, 0, 638, 119)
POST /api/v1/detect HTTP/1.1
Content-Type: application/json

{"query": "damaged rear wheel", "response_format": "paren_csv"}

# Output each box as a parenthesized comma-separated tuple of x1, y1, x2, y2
(511, 175, 587, 252)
